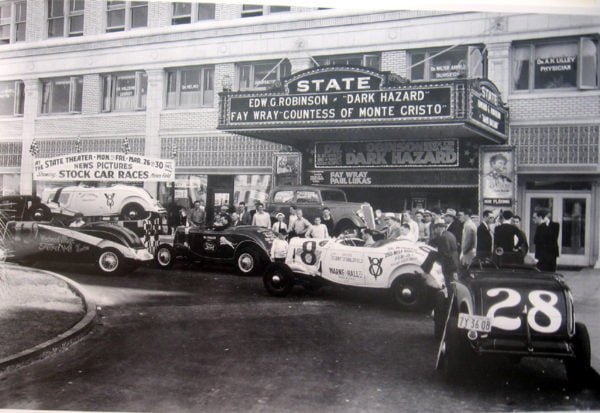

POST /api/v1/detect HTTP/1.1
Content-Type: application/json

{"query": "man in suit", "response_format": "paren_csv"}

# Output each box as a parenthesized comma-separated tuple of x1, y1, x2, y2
(533, 208, 560, 271)
(237, 202, 252, 225)
(494, 210, 528, 263)
(458, 208, 477, 266)
(421, 222, 460, 285)
(476, 209, 495, 257)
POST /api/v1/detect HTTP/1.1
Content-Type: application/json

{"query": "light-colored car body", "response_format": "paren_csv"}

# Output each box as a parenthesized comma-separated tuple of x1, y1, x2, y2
(44, 184, 166, 219)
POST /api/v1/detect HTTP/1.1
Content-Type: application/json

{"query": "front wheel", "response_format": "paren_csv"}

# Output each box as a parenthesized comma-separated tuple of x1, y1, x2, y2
(154, 244, 176, 270)
(390, 275, 425, 311)
(121, 203, 147, 221)
(565, 322, 592, 387)
(235, 248, 262, 276)
(96, 248, 124, 275)
(263, 264, 294, 297)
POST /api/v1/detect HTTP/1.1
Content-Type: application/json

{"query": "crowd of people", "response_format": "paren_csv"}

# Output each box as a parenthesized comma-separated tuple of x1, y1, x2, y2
(167, 200, 560, 274)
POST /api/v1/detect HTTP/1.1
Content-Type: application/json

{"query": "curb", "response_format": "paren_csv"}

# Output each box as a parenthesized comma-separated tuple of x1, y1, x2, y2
(0, 266, 97, 372)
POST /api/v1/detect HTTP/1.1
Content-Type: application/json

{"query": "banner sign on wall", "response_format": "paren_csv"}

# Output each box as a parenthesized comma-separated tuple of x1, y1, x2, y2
(479, 145, 516, 210)
(315, 139, 459, 168)
(33, 152, 175, 182)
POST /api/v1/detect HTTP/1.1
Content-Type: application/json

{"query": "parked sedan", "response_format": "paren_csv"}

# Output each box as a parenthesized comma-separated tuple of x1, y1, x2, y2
(154, 225, 275, 276)
(4, 221, 153, 275)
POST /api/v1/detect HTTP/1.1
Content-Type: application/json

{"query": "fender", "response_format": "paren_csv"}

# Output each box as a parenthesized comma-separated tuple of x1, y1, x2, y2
(120, 196, 155, 212)
(388, 263, 426, 288)
(234, 239, 270, 261)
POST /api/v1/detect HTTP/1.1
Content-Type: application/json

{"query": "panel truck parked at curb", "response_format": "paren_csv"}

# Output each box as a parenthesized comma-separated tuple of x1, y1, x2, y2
(262, 236, 444, 311)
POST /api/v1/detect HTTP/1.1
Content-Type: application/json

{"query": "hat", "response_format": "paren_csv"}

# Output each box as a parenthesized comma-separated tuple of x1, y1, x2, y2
(443, 208, 457, 217)
(275, 212, 285, 219)
(423, 210, 432, 216)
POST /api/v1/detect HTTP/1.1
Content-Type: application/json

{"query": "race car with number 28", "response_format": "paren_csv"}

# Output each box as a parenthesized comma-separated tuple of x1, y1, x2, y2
(435, 254, 592, 386)
(262, 236, 445, 310)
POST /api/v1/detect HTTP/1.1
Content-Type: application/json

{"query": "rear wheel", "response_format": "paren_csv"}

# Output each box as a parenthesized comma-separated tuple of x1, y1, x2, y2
(235, 248, 262, 276)
(565, 322, 592, 387)
(390, 275, 424, 311)
(439, 317, 470, 383)
(263, 264, 294, 297)
(26, 205, 51, 221)
(154, 244, 176, 270)
(121, 203, 146, 221)
(96, 248, 124, 275)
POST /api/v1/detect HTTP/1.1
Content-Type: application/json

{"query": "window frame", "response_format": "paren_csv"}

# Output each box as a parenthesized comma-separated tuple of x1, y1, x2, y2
(314, 53, 381, 70)
(0, 80, 24, 117)
(236, 59, 291, 91)
(511, 36, 599, 93)
(171, 2, 215, 25)
(407, 45, 487, 81)
(0, 1, 27, 44)
(164, 66, 215, 109)
(47, 0, 85, 38)
(241, 4, 290, 18)
(40, 76, 83, 115)
(101, 70, 147, 113)
(106, 1, 147, 32)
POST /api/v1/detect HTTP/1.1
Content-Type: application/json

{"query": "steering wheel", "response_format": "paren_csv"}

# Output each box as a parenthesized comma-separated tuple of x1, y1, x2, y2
(469, 256, 499, 270)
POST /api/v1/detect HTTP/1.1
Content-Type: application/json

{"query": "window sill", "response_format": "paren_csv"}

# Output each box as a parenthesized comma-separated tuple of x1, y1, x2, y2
(508, 89, 600, 100)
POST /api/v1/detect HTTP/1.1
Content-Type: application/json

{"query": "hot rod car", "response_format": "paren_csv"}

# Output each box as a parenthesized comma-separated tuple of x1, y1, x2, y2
(154, 225, 275, 276)
(435, 255, 591, 386)
(262, 236, 445, 310)
(3, 221, 153, 275)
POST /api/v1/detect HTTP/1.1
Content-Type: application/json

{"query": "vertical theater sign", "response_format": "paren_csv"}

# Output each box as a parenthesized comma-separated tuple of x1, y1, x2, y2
(218, 66, 509, 211)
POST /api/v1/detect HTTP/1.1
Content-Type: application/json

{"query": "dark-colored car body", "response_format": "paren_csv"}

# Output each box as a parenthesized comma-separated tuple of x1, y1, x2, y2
(0, 195, 52, 221)
(155, 225, 275, 275)
(3, 221, 153, 274)
(436, 258, 590, 385)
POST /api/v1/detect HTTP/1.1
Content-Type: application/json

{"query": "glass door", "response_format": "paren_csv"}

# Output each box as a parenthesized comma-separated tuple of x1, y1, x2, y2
(525, 192, 591, 266)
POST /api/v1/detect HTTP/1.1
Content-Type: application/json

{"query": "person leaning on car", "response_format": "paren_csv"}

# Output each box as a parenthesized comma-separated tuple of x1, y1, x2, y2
(188, 200, 206, 227)
(494, 210, 527, 263)
(421, 222, 460, 285)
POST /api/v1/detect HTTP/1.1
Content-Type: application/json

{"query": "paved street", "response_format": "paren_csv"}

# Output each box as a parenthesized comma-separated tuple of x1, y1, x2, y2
(0, 262, 599, 412)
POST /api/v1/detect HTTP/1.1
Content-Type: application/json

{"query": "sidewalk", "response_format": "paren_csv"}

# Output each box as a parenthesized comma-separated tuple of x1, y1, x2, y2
(560, 268, 600, 373)
(0, 263, 96, 371)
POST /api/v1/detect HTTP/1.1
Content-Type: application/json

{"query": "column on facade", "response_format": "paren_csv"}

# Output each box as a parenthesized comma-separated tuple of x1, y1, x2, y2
(19, 79, 39, 195)
(84, 0, 104, 35)
(485, 42, 511, 100)
(143, 69, 164, 196)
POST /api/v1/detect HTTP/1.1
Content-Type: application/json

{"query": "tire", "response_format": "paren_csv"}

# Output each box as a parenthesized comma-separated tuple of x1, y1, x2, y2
(565, 322, 592, 387)
(440, 318, 467, 383)
(390, 275, 424, 311)
(235, 248, 262, 276)
(96, 248, 124, 275)
(154, 244, 176, 270)
(263, 264, 294, 297)
(434, 292, 448, 341)
(26, 205, 51, 221)
(121, 203, 146, 221)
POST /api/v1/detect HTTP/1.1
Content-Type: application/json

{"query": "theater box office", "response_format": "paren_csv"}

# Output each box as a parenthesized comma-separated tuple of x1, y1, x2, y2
(218, 65, 509, 213)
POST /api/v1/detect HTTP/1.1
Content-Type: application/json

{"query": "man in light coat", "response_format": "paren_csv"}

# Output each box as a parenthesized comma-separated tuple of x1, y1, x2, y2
(458, 208, 477, 266)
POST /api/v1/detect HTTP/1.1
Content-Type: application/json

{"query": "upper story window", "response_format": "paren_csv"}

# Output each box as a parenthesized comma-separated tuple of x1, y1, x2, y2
(512, 37, 598, 91)
(237, 59, 291, 90)
(48, 0, 84, 38)
(0, 1, 26, 44)
(171, 2, 215, 25)
(314, 53, 381, 70)
(0, 80, 24, 116)
(41, 76, 83, 114)
(165, 66, 214, 108)
(106, 1, 147, 32)
(102, 71, 147, 112)
(408, 46, 486, 81)
(241, 4, 290, 18)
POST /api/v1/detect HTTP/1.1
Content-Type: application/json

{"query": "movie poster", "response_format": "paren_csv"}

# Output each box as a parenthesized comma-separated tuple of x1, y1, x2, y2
(273, 152, 301, 186)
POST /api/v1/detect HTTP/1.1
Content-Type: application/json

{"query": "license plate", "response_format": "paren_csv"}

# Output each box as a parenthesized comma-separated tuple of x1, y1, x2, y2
(457, 313, 492, 333)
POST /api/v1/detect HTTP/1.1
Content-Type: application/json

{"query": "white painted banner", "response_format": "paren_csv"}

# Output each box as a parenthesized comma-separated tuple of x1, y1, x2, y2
(33, 152, 175, 182)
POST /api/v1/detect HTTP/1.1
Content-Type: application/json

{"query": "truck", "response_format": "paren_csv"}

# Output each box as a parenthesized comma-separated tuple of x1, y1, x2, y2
(264, 186, 367, 236)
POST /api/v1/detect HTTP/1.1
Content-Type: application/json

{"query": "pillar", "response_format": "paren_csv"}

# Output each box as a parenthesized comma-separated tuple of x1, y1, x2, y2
(19, 78, 39, 195)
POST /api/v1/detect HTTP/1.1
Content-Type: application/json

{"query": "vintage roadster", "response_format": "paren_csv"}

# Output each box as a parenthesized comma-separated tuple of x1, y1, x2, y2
(3, 221, 153, 275)
(262, 236, 445, 310)
(154, 225, 275, 276)
(435, 255, 591, 386)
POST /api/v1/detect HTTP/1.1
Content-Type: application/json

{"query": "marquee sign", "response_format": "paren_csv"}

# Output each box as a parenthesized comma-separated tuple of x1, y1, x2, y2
(222, 66, 454, 127)
(469, 80, 507, 137)
(33, 152, 175, 182)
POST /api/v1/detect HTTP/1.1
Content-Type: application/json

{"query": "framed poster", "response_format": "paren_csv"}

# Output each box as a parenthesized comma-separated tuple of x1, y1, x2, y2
(479, 145, 516, 212)
(273, 152, 301, 187)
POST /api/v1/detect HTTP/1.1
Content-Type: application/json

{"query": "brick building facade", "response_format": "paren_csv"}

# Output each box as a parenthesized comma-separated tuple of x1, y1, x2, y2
(0, 2, 599, 265)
